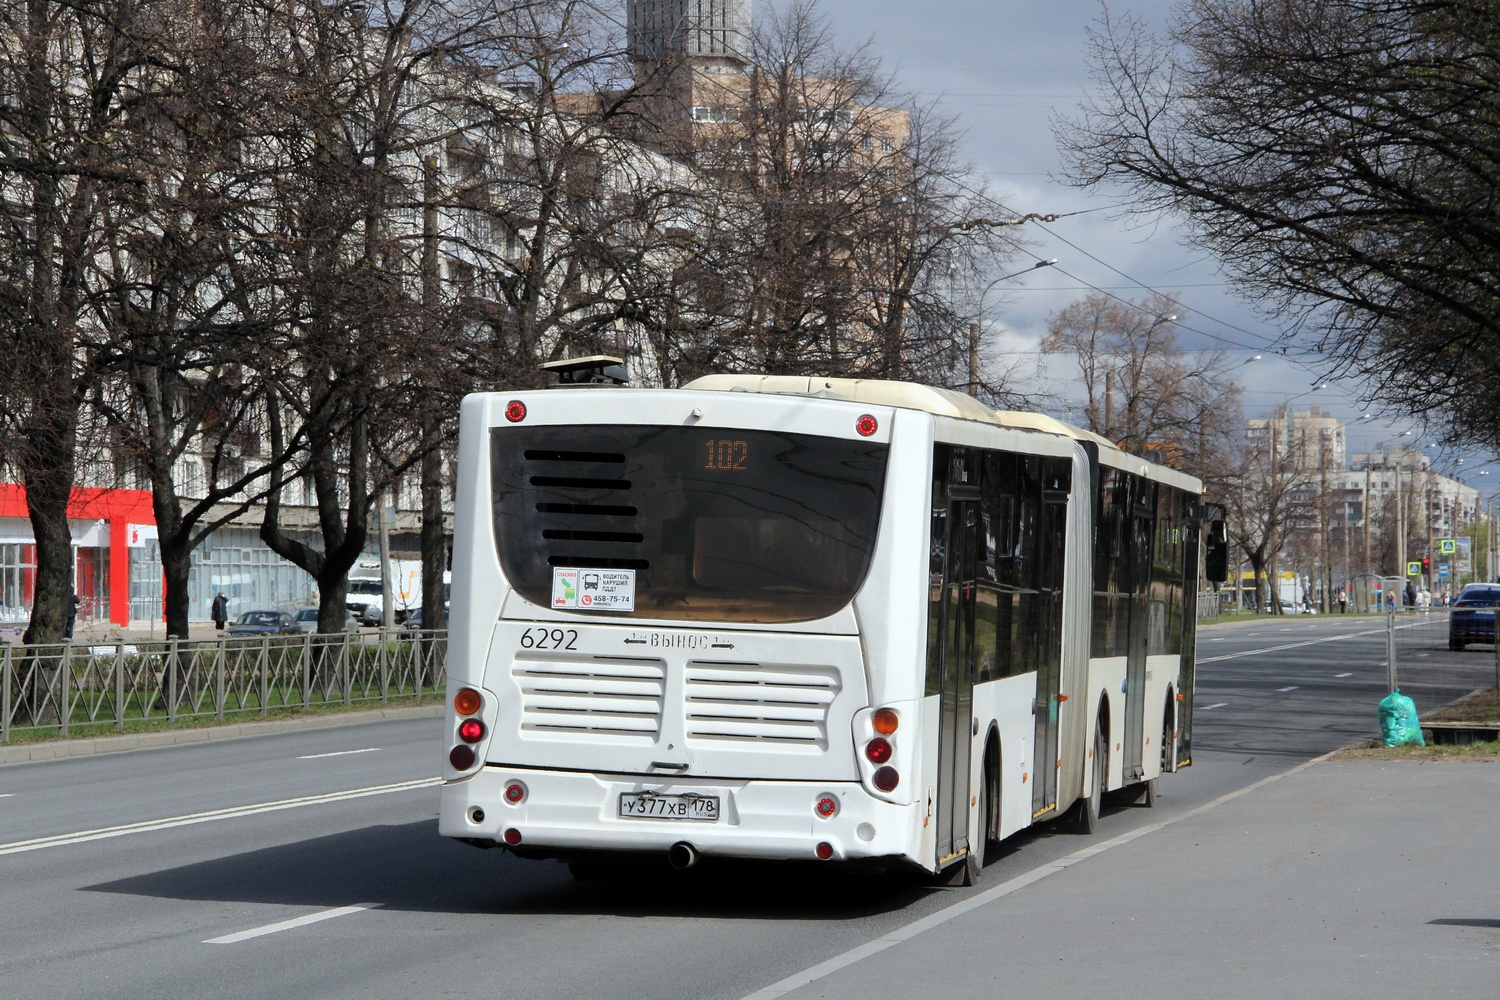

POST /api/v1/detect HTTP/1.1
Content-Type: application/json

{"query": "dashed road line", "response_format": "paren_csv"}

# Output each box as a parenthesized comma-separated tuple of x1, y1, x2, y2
(204, 903, 381, 944)
(297, 748, 380, 760)
(1336, 672, 1353, 678)
(1201, 702, 1229, 710)
(1278, 686, 1299, 692)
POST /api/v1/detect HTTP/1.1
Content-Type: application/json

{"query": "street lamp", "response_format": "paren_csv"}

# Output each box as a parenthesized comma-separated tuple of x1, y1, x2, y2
(967, 259, 1058, 394)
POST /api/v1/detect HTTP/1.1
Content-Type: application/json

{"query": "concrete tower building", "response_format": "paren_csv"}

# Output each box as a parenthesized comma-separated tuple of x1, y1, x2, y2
(628, 0, 751, 75)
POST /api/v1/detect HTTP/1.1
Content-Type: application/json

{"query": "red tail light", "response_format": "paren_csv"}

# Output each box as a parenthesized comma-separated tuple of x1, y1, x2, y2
(504, 781, 527, 805)
(459, 719, 485, 743)
(865, 737, 893, 764)
(449, 745, 476, 770)
(855, 414, 878, 436)
(504, 400, 527, 422)
(873, 766, 899, 792)
(814, 795, 838, 818)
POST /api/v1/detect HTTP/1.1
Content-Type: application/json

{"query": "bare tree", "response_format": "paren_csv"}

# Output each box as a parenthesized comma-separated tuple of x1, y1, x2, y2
(86, 1, 311, 640)
(0, 1, 158, 643)
(1041, 292, 1243, 469)
(1056, 0, 1500, 451)
(671, 0, 1022, 386)
(254, 0, 450, 634)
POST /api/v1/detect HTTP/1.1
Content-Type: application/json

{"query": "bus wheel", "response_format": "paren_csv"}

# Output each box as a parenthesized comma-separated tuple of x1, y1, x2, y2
(1074, 727, 1104, 835)
(976, 768, 993, 868)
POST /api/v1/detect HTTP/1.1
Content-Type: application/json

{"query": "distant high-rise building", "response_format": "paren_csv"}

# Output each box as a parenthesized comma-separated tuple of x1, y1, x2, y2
(628, 0, 750, 75)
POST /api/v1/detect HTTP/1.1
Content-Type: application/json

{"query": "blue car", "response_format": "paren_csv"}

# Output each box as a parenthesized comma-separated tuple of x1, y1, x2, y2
(1447, 584, 1500, 650)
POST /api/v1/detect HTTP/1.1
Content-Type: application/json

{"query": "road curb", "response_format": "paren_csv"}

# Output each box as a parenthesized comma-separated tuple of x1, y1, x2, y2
(0, 704, 446, 767)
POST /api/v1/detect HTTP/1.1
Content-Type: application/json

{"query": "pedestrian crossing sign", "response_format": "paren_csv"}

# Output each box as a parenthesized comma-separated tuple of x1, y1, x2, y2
(1439, 538, 1457, 554)
(1407, 561, 1422, 576)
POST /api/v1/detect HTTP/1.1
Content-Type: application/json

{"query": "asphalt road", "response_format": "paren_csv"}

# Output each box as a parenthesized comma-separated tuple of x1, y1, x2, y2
(1, 614, 1492, 1000)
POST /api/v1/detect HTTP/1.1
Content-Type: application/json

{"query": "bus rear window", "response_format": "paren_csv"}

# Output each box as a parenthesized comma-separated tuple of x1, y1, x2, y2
(491, 425, 888, 623)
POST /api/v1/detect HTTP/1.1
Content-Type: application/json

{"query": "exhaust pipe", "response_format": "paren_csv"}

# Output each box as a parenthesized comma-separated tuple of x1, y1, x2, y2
(667, 841, 699, 870)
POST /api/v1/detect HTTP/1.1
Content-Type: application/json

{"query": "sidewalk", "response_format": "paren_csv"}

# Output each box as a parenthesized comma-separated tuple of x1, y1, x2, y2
(755, 758, 1500, 999)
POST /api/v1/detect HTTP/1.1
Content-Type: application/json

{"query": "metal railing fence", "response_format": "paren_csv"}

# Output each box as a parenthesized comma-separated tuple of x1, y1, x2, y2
(1, 629, 447, 743)
(1197, 592, 1223, 621)
(1384, 608, 1500, 708)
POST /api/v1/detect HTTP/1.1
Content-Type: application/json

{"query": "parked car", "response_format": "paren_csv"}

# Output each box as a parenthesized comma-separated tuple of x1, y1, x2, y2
(1447, 583, 1500, 650)
(290, 608, 359, 633)
(225, 610, 299, 636)
(400, 605, 449, 635)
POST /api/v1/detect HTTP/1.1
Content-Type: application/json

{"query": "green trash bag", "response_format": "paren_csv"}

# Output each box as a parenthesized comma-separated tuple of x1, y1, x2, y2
(1378, 689, 1425, 747)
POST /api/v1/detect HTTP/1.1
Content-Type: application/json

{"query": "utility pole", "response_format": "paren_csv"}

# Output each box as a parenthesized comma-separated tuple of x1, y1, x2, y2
(967, 322, 979, 396)
(1103, 370, 1114, 441)
(378, 492, 394, 631)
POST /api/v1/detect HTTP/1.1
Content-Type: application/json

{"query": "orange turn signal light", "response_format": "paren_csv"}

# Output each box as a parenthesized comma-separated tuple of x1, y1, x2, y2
(454, 688, 482, 716)
(872, 708, 899, 735)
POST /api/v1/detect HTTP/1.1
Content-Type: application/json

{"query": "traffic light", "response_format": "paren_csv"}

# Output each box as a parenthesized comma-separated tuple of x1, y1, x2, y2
(1422, 556, 1431, 575)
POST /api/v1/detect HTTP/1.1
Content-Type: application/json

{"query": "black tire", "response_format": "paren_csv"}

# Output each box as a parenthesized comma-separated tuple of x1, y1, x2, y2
(977, 765, 994, 867)
(1450, 633, 1465, 651)
(962, 845, 982, 885)
(1074, 726, 1104, 834)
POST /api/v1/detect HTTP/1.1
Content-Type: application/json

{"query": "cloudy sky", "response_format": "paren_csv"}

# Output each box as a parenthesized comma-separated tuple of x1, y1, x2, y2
(801, 0, 1496, 480)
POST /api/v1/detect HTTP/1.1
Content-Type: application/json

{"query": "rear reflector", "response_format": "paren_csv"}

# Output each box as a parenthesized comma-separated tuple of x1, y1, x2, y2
(449, 745, 476, 770)
(815, 841, 834, 860)
(503, 828, 522, 846)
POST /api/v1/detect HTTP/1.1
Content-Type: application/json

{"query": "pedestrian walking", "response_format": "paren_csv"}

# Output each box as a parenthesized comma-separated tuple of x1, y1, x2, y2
(1337, 589, 1347, 614)
(65, 592, 80, 639)
(212, 592, 229, 631)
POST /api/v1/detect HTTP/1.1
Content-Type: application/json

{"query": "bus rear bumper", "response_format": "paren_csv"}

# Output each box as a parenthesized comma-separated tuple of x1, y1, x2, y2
(439, 765, 919, 866)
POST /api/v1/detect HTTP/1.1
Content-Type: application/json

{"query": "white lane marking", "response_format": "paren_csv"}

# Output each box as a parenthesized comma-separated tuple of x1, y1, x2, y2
(1200, 702, 1229, 710)
(204, 903, 381, 944)
(739, 752, 1338, 1000)
(0, 778, 439, 856)
(1336, 672, 1353, 678)
(1197, 628, 1384, 664)
(0, 793, 14, 798)
(297, 748, 379, 760)
(1278, 686, 1299, 692)
(1209, 637, 1225, 642)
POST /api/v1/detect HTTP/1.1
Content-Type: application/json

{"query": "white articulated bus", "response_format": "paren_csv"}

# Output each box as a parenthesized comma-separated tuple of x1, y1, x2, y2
(439, 374, 1225, 882)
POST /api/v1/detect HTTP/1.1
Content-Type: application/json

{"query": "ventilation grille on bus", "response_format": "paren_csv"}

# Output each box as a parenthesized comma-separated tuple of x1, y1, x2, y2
(522, 449, 650, 569)
(512, 657, 665, 739)
(683, 662, 841, 748)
